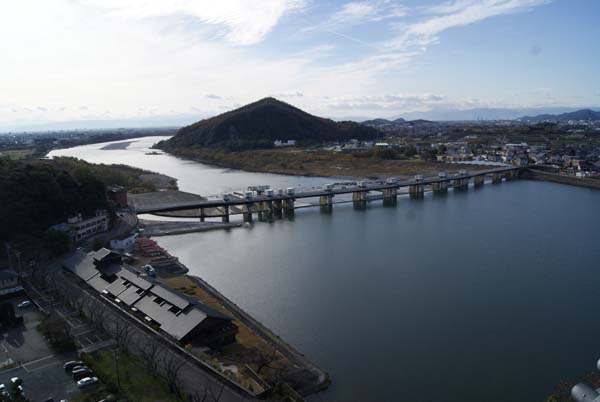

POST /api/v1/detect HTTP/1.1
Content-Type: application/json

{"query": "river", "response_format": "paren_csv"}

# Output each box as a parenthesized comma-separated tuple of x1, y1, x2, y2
(49, 137, 600, 402)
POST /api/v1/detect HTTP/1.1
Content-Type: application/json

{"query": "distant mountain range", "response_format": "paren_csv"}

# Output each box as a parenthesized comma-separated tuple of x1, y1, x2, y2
(361, 108, 600, 126)
(361, 117, 405, 126)
(516, 109, 600, 122)
(158, 97, 380, 150)
(377, 107, 600, 122)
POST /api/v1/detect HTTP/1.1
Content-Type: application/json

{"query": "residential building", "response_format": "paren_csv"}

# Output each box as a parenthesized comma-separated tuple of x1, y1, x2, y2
(51, 210, 109, 243)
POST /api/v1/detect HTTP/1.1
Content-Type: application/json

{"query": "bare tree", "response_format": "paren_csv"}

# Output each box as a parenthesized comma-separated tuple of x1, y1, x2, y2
(255, 347, 278, 375)
(138, 338, 165, 374)
(87, 301, 109, 332)
(191, 382, 226, 402)
(161, 353, 185, 396)
(109, 315, 132, 352)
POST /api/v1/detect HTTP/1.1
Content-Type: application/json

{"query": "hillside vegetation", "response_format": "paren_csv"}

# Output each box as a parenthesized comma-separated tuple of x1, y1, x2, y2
(157, 97, 380, 151)
(0, 158, 109, 251)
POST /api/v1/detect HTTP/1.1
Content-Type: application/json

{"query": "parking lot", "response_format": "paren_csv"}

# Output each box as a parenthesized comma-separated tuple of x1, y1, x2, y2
(0, 296, 81, 400)
(0, 294, 110, 400)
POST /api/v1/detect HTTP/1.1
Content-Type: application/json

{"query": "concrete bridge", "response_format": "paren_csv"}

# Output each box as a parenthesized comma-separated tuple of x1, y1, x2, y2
(132, 166, 522, 222)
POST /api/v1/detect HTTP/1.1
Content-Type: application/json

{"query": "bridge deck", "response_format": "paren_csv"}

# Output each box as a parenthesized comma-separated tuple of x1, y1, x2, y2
(134, 166, 520, 215)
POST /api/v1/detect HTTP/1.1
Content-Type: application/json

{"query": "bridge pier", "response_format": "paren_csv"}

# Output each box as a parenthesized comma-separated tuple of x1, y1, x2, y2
(283, 199, 295, 216)
(272, 200, 283, 218)
(452, 178, 469, 190)
(474, 175, 485, 187)
(432, 180, 449, 193)
(352, 191, 368, 208)
(319, 194, 334, 213)
(243, 203, 253, 223)
(199, 208, 206, 222)
(265, 200, 274, 220)
(492, 172, 503, 183)
(382, 187, 398, 200)
(409, 184, 424, 198)
(221, 206, 230, 223)
(382, 187, 398, 206)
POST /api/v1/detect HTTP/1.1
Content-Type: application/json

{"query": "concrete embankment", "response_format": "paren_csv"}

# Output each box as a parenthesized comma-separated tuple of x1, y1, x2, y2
(139, 219, 242, 236)
(523, 169, 600, 190)
(187, 274, 331, 397)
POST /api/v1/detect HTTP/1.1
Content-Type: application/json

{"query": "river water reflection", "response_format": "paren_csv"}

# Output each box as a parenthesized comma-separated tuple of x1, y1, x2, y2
(51, 138, 600, 402)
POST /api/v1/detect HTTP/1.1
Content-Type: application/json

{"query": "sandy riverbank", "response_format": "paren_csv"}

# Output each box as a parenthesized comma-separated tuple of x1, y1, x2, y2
(139, 219, 242, 236)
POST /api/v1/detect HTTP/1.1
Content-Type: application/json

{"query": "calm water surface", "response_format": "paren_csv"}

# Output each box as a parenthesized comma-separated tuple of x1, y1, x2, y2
(52, 138, 600, 402)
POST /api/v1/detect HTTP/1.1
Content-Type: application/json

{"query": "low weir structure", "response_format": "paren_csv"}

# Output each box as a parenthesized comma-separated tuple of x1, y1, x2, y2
(132, 166, 522, 222)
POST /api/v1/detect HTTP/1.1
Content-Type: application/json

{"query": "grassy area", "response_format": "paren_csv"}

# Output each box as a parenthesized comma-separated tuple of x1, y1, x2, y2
(0, 148, 34, 159)
(163, 276, 291, 391)
(81, 350, 182, 402)
(164, 147, 488, 180)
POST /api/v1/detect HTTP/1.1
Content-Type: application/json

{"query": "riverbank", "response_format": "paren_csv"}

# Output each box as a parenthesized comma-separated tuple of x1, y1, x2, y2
(523, 168, 600, 190)
(139, 219, 242, 236)
(162, 273, 330, 398)
(158, 147, 489, 180)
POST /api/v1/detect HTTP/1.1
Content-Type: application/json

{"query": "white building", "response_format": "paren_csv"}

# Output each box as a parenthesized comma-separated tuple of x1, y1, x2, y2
(110, 232, 138, 253)
(69, 210, 109, 242)
(54, 210, 109, 242)
(274, 139, 296, 147)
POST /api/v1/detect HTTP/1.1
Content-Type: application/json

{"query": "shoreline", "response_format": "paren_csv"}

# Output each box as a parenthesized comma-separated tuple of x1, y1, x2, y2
(186, 274, 331, 396)
(523, 168, 600, 190)
(139, 219, 242, 236)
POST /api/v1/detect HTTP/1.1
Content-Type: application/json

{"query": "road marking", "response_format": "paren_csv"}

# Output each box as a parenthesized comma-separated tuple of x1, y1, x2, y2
(22, 354, 54, 367)
(25, 360, 61, 373)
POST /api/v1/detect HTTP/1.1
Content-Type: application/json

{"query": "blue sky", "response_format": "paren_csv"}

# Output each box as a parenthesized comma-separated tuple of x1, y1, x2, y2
(0, 0, 599, 129)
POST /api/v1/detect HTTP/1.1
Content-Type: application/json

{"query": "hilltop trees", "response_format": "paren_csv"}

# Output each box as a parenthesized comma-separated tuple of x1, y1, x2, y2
(0, 158, 108, 257)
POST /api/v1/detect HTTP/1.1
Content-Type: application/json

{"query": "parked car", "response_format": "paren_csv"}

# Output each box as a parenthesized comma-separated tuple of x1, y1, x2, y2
(64, 361, 84, 371)
(71, 365, 89, 372)
(10, 377, 20, 384)
(72, 369, 92, 381)
(77, 377, 98, 388)
(42, 398, 54, 402)
(16, 301, 32, 308)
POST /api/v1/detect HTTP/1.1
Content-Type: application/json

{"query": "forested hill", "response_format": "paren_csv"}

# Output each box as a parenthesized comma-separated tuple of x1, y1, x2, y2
(0, 158, 109, 251)
(157, 97, 380, 150)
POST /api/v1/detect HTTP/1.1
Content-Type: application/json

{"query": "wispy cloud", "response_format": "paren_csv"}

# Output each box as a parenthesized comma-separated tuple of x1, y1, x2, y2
(314, 1, 406, 30)
(79, 0, 306, 45)
(386, 0, 552, 51)
(302, 1, 406, 46)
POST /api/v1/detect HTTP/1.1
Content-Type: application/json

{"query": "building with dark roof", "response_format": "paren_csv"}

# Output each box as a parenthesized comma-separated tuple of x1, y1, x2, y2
(0, 269, 23, 297)
(62, 248, 237, 346)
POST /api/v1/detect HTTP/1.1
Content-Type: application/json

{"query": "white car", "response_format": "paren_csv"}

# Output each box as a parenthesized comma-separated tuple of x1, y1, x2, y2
(17, 301, 32, 308)
(77, 377, 98, 388)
